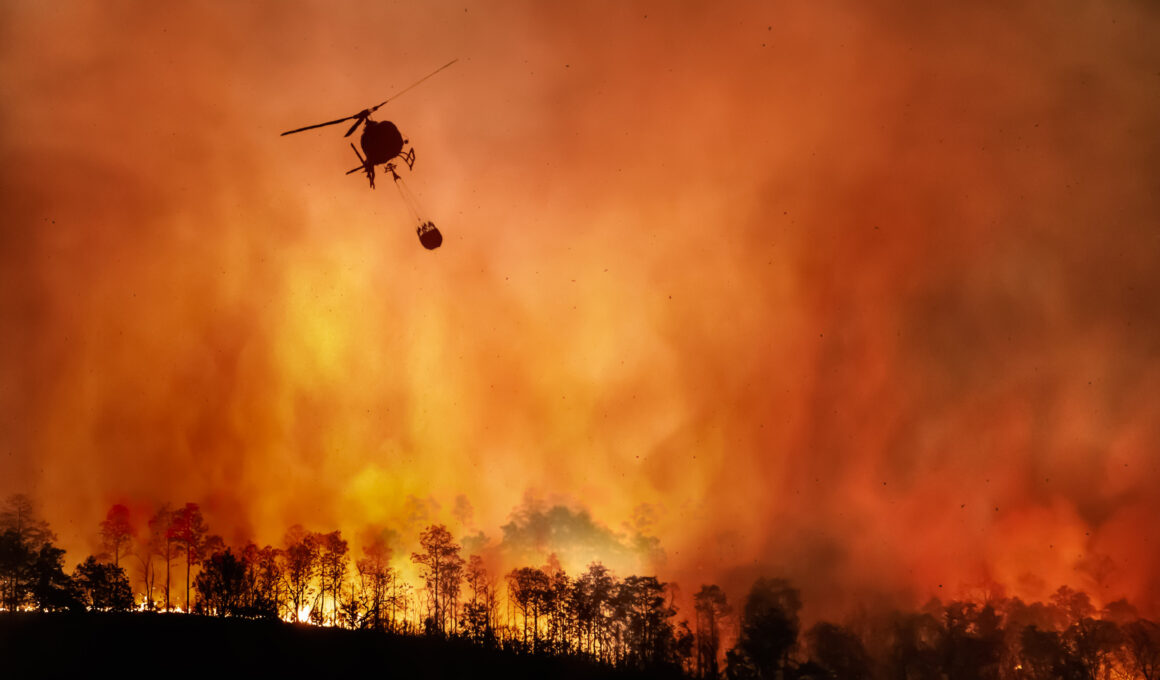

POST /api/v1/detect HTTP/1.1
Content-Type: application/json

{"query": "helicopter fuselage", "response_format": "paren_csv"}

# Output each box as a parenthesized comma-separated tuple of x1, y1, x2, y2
(360, 119, 405, 165)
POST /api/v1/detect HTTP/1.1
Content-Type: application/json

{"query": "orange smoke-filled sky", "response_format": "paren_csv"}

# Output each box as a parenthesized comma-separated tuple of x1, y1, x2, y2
(2, 1, 1158, 617)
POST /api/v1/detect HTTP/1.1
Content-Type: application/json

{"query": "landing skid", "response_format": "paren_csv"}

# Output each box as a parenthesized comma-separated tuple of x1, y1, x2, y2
(344, 146, 416, 189)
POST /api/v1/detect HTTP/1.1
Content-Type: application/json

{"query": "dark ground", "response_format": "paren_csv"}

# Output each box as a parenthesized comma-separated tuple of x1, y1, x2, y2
(0, 612, 685, 680)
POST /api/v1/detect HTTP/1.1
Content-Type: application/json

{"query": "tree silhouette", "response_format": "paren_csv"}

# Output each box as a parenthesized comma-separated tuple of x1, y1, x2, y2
(411, 524, 464, 636)
(694, 584, 731, 679)
(1122, 619, 1160, 680)
(1052, 586, 1096, 628)
(727, 577, 802, 680)
(98, 504, 135, 569)
(806, 622, 871, 680)
(29, 541, 80, 611)
(355, 537, 393, 631)
(1102, 597, 1139, 625)
(203, 534, 226, 559)
(73, 555, 133, 611)
(545, 563, 572, 654)
(282, 525, 320, 622)
(240, 542, 283, 618)
(461, 554, 494, 643)
(1019, 625, 1067, 680)
(0, 494, 54, 551)
(0, 495, 58, 611)
(882, 610, 944, 680)
(194, 548, 250, 617)
(950, 600, 1003, 680)
(617, 575, 680, 670)
(168, 503, 208, 612)
(318, 531, 349, 626)
(134, 528, 157, 610)
(1064, 616, 1121, 680)
(146, 505, 177, 611)
(507, 566, 550, 651)
(0, 529, 34, 611)
(575, 562, 616, 660)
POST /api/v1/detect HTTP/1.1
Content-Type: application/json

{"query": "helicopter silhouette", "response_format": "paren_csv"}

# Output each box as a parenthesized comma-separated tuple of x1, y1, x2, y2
(280, 60, 456, 249)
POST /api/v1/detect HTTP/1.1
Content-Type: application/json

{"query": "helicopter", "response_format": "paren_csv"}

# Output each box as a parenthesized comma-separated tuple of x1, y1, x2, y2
(280, 59, 457, 249)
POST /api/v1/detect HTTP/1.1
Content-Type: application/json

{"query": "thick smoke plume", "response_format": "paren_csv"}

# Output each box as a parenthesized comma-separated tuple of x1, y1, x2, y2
(2, 1, 1158, 618)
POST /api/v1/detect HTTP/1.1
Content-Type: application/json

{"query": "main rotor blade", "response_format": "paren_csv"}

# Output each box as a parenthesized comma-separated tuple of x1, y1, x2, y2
(343, 115, 366, 138)
(281, 59, 456, 137)
(367, 58, 459, 114)
(280, 114, 358, 136)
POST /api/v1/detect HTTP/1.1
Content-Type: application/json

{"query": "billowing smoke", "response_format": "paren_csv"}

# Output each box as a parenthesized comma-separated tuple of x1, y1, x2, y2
(2, 1, 1158, 619)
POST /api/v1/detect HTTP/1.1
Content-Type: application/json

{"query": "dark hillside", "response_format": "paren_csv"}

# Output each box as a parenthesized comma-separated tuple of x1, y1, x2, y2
(0, 613, 685, 680)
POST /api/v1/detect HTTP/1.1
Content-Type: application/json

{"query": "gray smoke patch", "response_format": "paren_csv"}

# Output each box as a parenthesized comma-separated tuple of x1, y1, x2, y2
(499, 496, 664, 575)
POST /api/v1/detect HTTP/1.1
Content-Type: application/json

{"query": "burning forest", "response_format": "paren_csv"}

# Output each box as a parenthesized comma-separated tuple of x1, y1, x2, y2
(2, 0, 1159, 677)
(2, 493, 1159, 679)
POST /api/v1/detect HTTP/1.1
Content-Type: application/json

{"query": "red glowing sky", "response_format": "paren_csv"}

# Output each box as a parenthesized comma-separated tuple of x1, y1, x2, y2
(2, 1, 1158, 617)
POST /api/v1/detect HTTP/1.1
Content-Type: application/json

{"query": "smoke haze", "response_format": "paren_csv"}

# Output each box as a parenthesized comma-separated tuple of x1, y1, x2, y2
(2, 1, 1158, 619)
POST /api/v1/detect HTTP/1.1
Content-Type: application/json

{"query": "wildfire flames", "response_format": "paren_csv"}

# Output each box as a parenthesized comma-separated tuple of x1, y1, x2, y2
(1, 0, 1159, 622)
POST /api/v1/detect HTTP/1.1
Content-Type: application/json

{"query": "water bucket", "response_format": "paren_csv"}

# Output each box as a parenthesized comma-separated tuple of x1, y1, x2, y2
(417, 221, 442, 250)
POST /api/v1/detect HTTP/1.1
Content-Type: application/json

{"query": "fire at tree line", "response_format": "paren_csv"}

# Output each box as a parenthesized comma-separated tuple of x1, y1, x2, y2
(1, 494, 1158, 680)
